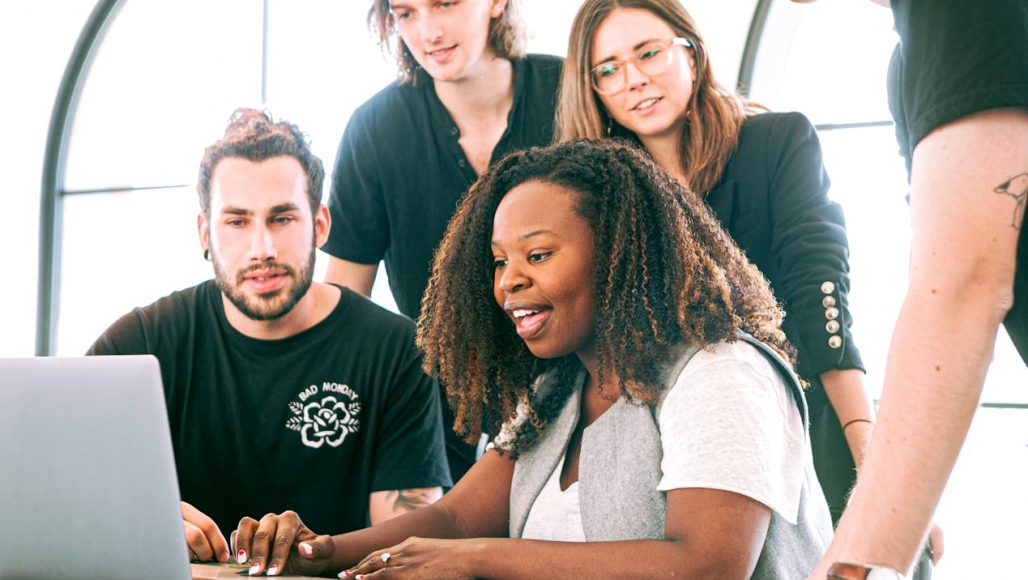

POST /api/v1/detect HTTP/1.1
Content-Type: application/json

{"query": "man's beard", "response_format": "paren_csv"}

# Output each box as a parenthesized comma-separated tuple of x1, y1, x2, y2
(212, 248, 316, 321)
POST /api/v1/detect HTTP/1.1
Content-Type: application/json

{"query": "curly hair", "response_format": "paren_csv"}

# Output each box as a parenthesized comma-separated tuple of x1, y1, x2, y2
(555, 0, 767, 195)
(417, 139, 791, 455)
(197, 108, 325, 216)
(367, 0, 527, 84)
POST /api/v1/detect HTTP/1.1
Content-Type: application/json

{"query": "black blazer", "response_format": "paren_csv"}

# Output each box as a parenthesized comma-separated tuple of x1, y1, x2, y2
(706, 112, 864, 408)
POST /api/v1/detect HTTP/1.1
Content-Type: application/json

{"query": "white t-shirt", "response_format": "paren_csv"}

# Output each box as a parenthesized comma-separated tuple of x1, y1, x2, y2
(657, 340, 806, 523)
(520, 456, 587, 541)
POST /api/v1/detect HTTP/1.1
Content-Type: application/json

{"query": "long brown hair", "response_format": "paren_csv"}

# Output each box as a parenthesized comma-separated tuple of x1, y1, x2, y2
(417, 139, 790, 455)
(367, 0, 527, 84)
(554, 0, 764, 194)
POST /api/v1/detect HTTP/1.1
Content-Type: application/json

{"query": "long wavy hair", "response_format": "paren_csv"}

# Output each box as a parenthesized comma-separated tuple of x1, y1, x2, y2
(367, 0, 527, 84)
(417, 139, 790, 455)
(554, 0, 765, 194)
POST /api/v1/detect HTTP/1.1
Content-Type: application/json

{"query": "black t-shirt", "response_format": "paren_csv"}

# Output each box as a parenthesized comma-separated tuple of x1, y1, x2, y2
(87, 282, 451, 536)
(888, 0, 1028, 364)
(322, 54, 563, 320)
(321, 53, 563, 482)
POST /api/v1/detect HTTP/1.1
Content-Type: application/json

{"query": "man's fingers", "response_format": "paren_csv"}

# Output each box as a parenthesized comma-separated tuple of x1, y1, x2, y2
(183, 520, 215, 562)
(181, 501, 230, 562)
(929, 524, 945, 564)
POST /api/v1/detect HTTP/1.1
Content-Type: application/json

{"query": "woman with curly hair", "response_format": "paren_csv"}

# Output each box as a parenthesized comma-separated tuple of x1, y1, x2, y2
(231, 139, 832, 579)
(556, 0, 876, 528)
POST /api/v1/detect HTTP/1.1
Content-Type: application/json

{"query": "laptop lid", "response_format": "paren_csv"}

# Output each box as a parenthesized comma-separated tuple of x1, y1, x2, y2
(0, 355, 192, 580)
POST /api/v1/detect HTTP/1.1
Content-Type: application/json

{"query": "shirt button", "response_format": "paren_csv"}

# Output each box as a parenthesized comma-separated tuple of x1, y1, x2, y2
(826, 320, 840, 333)
(821, 281, 836, 294)
(828, 335, 843, 349)
(458, 159, 466, 167)
(825, 307, 840, 320)
(822, 296, 836, 308)
(450, 126, 459, 136)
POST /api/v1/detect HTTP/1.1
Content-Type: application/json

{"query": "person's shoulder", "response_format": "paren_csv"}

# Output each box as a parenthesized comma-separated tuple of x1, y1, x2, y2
(88, 281, 212, 354)
(683, 338, 781, 380)
(523, 53, 564, 69)
(329, 284, 418, 334)
(520, 54, 564, 86)
(742, 110, 815, 136)
(129, 281, 210, 320)
(349, 79, 419, 124)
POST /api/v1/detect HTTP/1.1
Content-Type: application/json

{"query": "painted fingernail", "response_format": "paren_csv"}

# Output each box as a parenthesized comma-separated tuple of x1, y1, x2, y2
(248, 563, 260, 576)
(355, 575, 364, 580)
(301, 543, 313, 556)
(337, 570, 349, 578)
(238, 550, 248, 564)
(268, 564, 279, 576)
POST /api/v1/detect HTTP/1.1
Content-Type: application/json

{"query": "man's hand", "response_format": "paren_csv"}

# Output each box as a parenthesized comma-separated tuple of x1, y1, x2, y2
(182, 501, 229, 563)
(232, 510, 336, 577)
(928, 523, 945, 564)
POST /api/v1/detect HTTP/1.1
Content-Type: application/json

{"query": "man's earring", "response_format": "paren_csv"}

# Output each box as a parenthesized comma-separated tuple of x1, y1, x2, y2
(203, 248, 211, 261)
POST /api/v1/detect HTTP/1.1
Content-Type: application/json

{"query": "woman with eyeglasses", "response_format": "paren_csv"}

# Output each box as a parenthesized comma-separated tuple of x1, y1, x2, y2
(556, 0, 875, 529)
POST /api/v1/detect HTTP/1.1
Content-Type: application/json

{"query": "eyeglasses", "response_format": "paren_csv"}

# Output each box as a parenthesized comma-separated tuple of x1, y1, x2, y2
(589, 37, 693, 95)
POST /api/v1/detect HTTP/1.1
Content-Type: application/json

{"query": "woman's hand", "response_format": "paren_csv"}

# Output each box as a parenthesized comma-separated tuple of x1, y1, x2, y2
(231, 510, 336, 577)
(340, 537, 477, 580)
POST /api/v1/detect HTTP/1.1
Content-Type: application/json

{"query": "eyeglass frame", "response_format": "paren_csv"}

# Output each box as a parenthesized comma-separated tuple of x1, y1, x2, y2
(589, 37, 694, 95)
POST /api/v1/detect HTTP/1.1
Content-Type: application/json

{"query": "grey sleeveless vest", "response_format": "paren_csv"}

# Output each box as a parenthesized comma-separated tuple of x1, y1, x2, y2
(508, 333, 834, 579)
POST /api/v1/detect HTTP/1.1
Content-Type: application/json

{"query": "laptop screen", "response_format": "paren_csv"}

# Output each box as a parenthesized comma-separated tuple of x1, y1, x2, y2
(0, 355, 192, 580)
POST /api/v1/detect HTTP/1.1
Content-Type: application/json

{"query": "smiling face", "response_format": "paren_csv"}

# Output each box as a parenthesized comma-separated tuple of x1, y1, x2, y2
(199, 156, 329, 323)
(491, 180, 598, 363)
(390, 0, 507, 84)
(590, 7, 695, 144)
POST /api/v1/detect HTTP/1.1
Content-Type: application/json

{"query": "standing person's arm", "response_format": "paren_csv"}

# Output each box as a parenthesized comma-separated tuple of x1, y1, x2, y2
(324, 257, 378, 297)
(819, 368, 873, 468)
(321, 108, 389, 298)
(811, 107, 1028, 578)
(761, 112, 874, 465)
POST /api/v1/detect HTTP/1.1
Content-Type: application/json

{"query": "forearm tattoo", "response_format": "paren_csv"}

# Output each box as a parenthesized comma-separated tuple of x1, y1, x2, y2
(994, 173, 1028, 229)
(386, 488, 436, 514)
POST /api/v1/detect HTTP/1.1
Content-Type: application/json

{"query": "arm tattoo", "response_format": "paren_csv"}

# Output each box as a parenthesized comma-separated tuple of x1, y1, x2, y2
(385, 488, 436, 514)
(993, 173, 1028, 229)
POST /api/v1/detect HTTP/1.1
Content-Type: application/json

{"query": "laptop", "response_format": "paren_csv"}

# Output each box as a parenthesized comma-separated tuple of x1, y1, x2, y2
(0, 355, 192, 580)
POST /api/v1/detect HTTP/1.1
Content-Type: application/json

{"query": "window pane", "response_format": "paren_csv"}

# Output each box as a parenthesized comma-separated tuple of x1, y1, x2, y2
(264, 0, 396, 178)
(1, 0, 96, 356)
(57, 187, 211, 354)
(64, 0, 263, 192)
(749, 0, 896, 124)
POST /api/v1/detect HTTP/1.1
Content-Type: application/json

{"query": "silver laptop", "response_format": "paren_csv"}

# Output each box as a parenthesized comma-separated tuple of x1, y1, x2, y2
(0, 355, 192, 580)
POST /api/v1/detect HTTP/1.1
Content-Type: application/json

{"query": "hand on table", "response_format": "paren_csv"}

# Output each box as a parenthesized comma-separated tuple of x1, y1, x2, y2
(232, 510, 335, 577)
(182, 501, 229, 563)
(339, 537, 475, 580)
